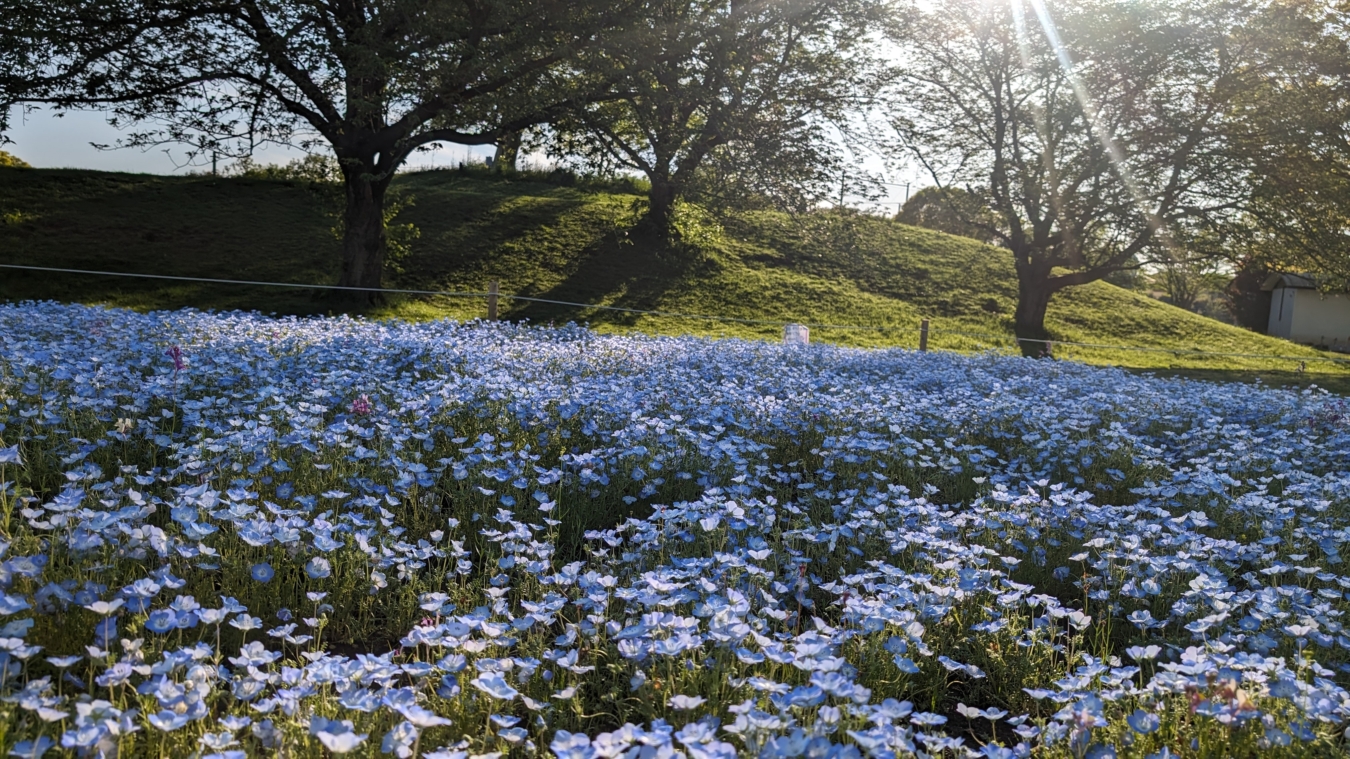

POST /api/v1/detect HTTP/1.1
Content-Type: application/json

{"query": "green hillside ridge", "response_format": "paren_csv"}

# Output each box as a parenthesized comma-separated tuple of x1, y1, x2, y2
(2, 165, 1346, 384)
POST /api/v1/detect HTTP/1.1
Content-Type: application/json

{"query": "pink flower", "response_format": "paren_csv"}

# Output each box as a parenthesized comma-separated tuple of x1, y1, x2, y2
(165, 345, 186, 372)
(350, 394, 373, 415)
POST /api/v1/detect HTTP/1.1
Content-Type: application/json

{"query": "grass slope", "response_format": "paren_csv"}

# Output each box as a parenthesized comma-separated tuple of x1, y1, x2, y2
(2, 164, 1346, 386)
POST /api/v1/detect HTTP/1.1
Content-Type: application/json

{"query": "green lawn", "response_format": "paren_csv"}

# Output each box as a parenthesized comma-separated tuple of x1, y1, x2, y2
(2, 164, 1346, 385)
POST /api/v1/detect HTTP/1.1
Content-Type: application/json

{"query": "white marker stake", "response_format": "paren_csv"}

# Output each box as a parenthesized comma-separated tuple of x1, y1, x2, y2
(783, 324, 810, 346)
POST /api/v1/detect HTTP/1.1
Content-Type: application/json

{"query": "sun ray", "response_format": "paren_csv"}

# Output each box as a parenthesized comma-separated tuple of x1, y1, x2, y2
(1021, 0, 1172, 248)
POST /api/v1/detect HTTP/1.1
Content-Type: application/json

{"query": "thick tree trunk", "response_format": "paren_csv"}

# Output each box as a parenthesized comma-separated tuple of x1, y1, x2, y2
(334, 168, 389, 307)
(1013, 262, 1055, 358)
(644, 177, 678, 235)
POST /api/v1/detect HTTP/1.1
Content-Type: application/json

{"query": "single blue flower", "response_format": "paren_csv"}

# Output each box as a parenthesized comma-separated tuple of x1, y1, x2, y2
(1127, 709, 1160, 735)
(305, 557, 331, 580)
(144, 609, 177, 634)
(250, 563, 274, 583)
(471, 672, 519, 701)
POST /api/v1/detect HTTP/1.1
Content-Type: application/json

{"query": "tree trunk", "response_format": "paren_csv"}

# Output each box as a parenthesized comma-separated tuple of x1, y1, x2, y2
(1226, 260, 1273, 332)
(334, 167, 389, 307)
(493, 131, 522, 173)
(1013, 262, 1054, 358)
(644, 176, 678, 235)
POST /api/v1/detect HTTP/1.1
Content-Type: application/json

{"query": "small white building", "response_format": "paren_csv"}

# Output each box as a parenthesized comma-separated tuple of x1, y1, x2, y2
(1263, 273, 1350, 350)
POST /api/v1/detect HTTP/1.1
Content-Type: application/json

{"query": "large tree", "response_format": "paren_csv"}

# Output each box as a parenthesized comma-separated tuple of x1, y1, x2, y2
(887, 0, 1282, 355)
(0, 0, 647, 304)
(543, 0, 885, 233)
(1234, 1, 1350, 291)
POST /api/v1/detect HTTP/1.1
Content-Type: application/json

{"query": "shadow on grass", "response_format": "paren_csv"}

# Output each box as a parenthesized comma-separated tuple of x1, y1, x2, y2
(504, 228, 708, 327)
(0, 168, 339, 314)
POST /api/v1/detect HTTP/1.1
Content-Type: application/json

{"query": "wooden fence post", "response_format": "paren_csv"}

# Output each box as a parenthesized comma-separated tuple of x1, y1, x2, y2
(487, 280, 499, 321)
(919, 319, 929, 352)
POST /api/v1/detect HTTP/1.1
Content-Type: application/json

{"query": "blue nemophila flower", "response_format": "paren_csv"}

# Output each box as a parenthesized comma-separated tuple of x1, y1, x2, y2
(395, 703, 452, 729)
(82, 599, 121, 616)
(937, 655, 986, 679)
(911, 712, 948, 727)
(550, 731, 594, 759)
(1126, 645, 1161, 662)
(1127, 610, 1157, 630)
(250, 563, 274, 583)
(436, 674, 461, 699)
(148, 709, 193, 732)
(10, 736, 55, 757)
(893, 655, 921, 674)
(304, 557, 331, 580)
(381, 721, 417, 757)
(199, 732, 238, 750)
(1266, 728, 1293, 747)
(310, 717, 366, 754)
(471, 672, 519, 701)
(229, 614, 262, 632)
(956, 704, 1008, 721)
(1127, 709, 1160, 735)
(219, 715, 251, 731)
(144, 609, 177, 634)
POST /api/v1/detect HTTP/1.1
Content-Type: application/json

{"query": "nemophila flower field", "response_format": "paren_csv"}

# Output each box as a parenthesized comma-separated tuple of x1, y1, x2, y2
(2, 303, 1350, 758)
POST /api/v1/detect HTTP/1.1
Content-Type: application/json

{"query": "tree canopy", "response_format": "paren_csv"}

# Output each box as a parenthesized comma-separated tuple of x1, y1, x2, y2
(542, 0, 886, 232)
(896, 187, 999, 243)
(1232, 1, 1350, 292)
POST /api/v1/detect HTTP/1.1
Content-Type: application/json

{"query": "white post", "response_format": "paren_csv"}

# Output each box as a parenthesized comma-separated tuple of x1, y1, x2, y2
(783, 323, 810, 346)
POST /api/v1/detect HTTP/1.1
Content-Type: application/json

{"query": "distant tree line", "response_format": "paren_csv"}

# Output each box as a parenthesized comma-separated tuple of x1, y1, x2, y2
(2, 0, 1348, 352)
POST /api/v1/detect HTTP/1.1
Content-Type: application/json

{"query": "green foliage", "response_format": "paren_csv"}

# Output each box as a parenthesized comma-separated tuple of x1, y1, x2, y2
(1, 209, 35, 226)
(546, 0, 884, 225)
(668, 198, 725, 252)
(436, 162, 650, 195)
(226, 155, 339, 184)
(0, 150, 28, 169)
(896, 186, 999, 243)
(1226, 1, 1350, 290)
(381, 189, 421, 277)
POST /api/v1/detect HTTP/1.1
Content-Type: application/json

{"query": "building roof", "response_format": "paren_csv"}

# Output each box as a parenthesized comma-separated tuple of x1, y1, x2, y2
(1262, 273, 1320, 291)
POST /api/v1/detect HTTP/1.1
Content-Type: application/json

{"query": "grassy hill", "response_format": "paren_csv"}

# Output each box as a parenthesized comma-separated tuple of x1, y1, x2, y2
(2, 164, 1347, 387)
